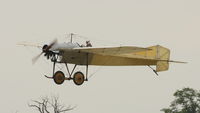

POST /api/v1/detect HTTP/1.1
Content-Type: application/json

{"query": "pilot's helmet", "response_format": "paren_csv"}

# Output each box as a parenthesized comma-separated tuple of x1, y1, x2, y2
(86, 41, 90, 43)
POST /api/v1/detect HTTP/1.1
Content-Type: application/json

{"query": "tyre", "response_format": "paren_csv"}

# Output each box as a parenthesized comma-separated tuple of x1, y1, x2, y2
(73, 71, 85, 86)
(53, 71, 65, 85)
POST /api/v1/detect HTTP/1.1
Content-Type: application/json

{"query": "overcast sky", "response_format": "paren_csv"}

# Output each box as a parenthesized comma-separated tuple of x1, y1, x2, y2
(0, 0, 200, 113)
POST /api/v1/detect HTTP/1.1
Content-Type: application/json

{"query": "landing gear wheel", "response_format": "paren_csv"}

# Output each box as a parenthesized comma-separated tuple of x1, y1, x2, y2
(73, 71, 85, 86)
(53, 71, 65, 85)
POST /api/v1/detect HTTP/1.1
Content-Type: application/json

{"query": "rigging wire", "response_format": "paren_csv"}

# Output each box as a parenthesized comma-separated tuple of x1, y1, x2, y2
(88, 66, 103, 79)
(23, 33, 131, 79)
(64, 33, 127, 47)
(88, 46, 124, 79)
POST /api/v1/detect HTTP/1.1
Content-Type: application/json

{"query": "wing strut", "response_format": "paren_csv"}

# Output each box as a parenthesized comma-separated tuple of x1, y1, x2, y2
(148, 65, 158, 76)
(85, 53, 89, 81)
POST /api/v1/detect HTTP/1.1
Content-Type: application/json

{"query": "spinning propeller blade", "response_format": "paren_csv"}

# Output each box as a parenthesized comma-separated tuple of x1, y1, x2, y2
(32, 52, 43, 64)
(32, 39, 57, 64)
(44, 39, 57, 51)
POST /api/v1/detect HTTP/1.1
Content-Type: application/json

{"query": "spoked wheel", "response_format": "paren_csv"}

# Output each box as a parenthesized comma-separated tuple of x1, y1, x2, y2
(73, 71, 85, 86)
(53, 71, 65, 85)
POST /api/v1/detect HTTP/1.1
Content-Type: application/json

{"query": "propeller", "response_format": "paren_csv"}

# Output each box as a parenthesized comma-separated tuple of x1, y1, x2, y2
(32, 39, 57, 64)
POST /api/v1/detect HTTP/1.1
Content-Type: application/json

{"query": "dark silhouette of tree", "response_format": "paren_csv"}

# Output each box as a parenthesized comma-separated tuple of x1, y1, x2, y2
(161, 88, 200, 113)
(28, 96, 76, 113)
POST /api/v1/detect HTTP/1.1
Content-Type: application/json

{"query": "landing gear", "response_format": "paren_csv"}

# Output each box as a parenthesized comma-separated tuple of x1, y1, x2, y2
(51, 70, 86, 85)
(45, 63, 89, 86)
(73, 72, 85, 85)
(53, 71, 65, 85)
(45, 53, 89, 86)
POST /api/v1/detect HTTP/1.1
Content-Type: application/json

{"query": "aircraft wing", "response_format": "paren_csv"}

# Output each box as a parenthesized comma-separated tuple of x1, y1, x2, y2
(73, 46, 151, 56)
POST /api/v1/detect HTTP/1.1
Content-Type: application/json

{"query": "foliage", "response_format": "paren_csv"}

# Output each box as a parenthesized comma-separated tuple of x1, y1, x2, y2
(161, 88, 200, 113)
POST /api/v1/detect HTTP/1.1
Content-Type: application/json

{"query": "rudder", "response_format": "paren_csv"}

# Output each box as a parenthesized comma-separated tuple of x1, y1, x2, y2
(148, 45, 170, 72)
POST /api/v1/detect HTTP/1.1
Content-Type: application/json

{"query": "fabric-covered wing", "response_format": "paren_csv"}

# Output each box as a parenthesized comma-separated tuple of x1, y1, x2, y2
(57, 46, 155, 66)
(73, 46, 151, 56)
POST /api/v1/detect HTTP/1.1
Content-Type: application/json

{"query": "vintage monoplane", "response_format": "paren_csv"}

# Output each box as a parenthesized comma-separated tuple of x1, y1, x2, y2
(19, 34, 185, 86)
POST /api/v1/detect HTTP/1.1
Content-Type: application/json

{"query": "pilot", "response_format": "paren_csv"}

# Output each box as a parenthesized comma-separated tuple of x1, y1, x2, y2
(86, 41, 92, 47)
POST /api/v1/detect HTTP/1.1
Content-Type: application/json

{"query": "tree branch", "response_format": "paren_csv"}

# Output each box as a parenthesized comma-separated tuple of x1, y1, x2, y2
(28, 103, 43, 113)
(29, 96, 75, 113)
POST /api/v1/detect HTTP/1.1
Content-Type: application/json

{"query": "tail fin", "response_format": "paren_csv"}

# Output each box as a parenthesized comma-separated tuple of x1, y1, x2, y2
(148, 45, 170, 72)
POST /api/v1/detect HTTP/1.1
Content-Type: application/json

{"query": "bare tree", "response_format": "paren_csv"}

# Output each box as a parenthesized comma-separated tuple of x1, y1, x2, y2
(28, 96, 76, 113)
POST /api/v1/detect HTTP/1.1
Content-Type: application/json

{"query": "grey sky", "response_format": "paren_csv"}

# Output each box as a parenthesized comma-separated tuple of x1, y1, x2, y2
(0, 0, 199, 113)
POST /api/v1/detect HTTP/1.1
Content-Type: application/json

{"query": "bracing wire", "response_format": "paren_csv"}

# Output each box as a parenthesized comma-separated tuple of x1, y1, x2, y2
(88, 66, 103, 79)
(63, 33, 127, 47)
(59, 33, 129, 79)
(26, 33, 130, 79)
(88, 47, 124, 79)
